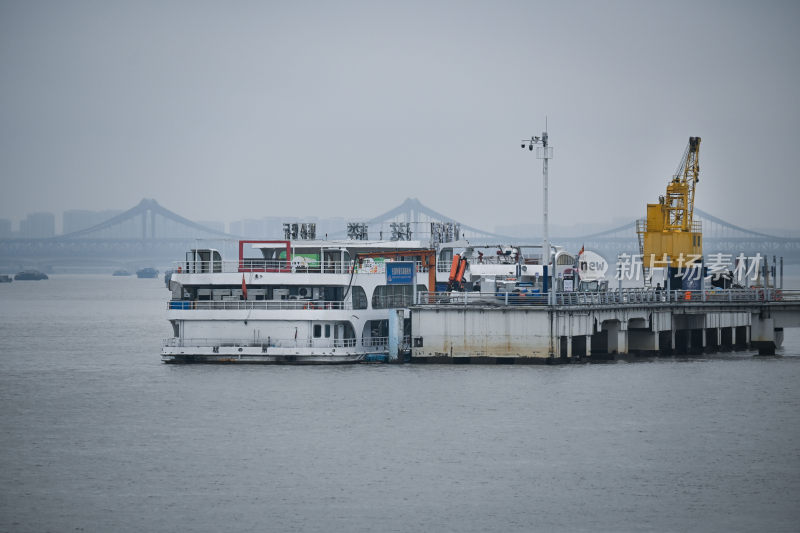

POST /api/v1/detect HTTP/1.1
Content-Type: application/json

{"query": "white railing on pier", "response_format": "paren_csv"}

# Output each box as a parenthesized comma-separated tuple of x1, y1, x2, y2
(414, 288, 796, 307)
(171, 260, 430, 275)
(417, 291, 548, 306)
(167, 300, 352, 311)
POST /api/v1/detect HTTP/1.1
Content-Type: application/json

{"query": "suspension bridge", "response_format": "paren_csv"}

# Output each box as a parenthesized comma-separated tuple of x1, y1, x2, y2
(1, 197, 798, 268)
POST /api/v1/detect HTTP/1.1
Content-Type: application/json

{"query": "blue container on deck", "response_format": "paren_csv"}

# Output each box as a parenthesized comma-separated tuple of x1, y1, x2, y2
(169, 301, 191, 310)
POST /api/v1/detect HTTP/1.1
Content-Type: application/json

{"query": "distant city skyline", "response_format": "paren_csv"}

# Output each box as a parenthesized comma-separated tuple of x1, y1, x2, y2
(1, 197, 798, 240)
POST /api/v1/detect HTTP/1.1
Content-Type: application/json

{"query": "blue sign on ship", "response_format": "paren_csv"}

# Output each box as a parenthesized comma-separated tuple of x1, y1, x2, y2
(386, 262, 415, 285)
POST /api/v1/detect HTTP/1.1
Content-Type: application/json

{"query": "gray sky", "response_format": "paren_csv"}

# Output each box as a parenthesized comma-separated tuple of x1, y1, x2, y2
(1, 0, 798, 233)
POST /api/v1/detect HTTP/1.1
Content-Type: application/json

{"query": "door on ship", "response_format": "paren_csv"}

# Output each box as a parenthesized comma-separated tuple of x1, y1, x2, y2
(311, 322, 333, 348)
(334, 323, 346, 347)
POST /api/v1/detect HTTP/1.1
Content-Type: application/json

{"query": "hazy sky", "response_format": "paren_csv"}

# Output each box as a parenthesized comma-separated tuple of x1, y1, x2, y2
(1, 0, 798, 233)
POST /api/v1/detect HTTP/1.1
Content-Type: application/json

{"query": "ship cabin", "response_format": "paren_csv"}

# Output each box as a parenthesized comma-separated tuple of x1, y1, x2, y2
(166, 240, 435, 355)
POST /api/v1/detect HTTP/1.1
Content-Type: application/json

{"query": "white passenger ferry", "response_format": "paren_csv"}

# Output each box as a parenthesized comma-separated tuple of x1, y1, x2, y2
(162, 239, 437, 363)
(162, 238, 574, 364)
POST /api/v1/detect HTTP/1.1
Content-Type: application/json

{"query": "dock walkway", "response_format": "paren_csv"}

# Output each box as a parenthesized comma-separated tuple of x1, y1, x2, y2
(410, 289, 800, 362)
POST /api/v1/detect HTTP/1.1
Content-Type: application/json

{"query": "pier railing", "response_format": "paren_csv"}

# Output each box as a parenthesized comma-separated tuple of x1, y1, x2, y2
(417, 291, 548, 306)
(415, 288, 796, 307)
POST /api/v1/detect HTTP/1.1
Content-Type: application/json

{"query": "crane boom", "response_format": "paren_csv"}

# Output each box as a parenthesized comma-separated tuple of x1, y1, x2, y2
(664, 136, 701, 232)
(637, 137, 703, 270)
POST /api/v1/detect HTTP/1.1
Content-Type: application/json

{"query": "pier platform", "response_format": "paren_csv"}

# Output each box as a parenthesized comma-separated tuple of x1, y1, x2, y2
(410, 288, 800, 362)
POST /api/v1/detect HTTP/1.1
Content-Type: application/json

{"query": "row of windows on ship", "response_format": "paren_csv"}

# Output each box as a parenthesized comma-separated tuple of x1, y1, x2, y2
(177, 284, 427, 309)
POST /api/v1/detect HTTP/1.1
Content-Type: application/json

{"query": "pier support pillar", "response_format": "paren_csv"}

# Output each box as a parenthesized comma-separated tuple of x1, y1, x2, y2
(735, 325, 749, 350)
(751, 316, 777, 355)
(675, 329, 691, 354)
(572, 335, 588, 357)
(604, 321, 627, 355)
(689, 329, 705, 354)
(704, 328, 719, 353)
(388, 309, 404, 360)
(721, 327, 734, 350)
(558, 336, 572, 359)
(657, 330, 673, 355)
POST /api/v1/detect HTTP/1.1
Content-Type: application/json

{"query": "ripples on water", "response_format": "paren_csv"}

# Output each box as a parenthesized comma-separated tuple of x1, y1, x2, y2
(1, 275, 799, 532)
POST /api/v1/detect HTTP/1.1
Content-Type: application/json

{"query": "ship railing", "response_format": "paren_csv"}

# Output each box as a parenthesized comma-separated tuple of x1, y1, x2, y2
(171, 260, 430, 275)
(163, 337, 359, 349)
(414, 288, 794, 307)
(167, 300, 352, 311)
(362, 337, 388, 348)
(361, 336, 412, 349)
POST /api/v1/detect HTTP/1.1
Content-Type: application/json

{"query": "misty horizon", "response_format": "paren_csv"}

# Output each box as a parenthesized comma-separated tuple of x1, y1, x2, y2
(2, 195, 799, 241)
(2, 1, 799, 236)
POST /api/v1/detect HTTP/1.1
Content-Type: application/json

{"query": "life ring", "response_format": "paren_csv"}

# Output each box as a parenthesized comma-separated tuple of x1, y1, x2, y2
(684, 291, 692, 301)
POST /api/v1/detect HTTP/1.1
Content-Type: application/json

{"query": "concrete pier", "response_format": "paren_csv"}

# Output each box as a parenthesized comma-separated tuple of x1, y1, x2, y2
(410, 289, 800, 362)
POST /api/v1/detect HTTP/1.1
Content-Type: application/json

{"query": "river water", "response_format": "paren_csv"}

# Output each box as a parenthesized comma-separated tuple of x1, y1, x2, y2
(1, 275, 799, 532)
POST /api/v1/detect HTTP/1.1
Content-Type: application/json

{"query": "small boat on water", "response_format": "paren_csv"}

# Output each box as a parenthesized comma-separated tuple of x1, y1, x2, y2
(0, 274, 12, 283)
(113, 269, 132, 276)
(15, 270, 48, 280)
(136, 267, 159, 279)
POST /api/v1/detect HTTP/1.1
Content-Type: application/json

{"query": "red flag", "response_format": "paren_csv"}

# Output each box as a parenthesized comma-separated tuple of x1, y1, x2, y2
(241, 274, 248, 300)
(578, 245, 584, 257)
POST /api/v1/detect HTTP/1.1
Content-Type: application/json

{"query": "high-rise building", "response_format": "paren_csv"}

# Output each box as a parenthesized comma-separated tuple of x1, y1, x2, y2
(0, 219, 11, 238)
(20, 212, 55, 238)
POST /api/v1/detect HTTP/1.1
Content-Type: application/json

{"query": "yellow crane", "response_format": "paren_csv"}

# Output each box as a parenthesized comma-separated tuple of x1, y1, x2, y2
(637, 136, 702, 269)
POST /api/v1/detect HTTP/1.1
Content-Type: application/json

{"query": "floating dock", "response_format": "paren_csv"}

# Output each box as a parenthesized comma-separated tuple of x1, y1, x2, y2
(408, 288, 800, 363)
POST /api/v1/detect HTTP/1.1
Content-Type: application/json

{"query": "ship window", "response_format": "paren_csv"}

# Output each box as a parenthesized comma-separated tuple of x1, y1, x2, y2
(325, 324, 331, 338)
(313, 324, 322, 338)
(352, 286, 368, 309)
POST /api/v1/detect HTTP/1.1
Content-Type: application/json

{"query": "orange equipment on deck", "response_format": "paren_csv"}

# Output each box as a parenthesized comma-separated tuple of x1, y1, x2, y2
(448, 254, 468, 290)
(448, 255, 461, 282)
